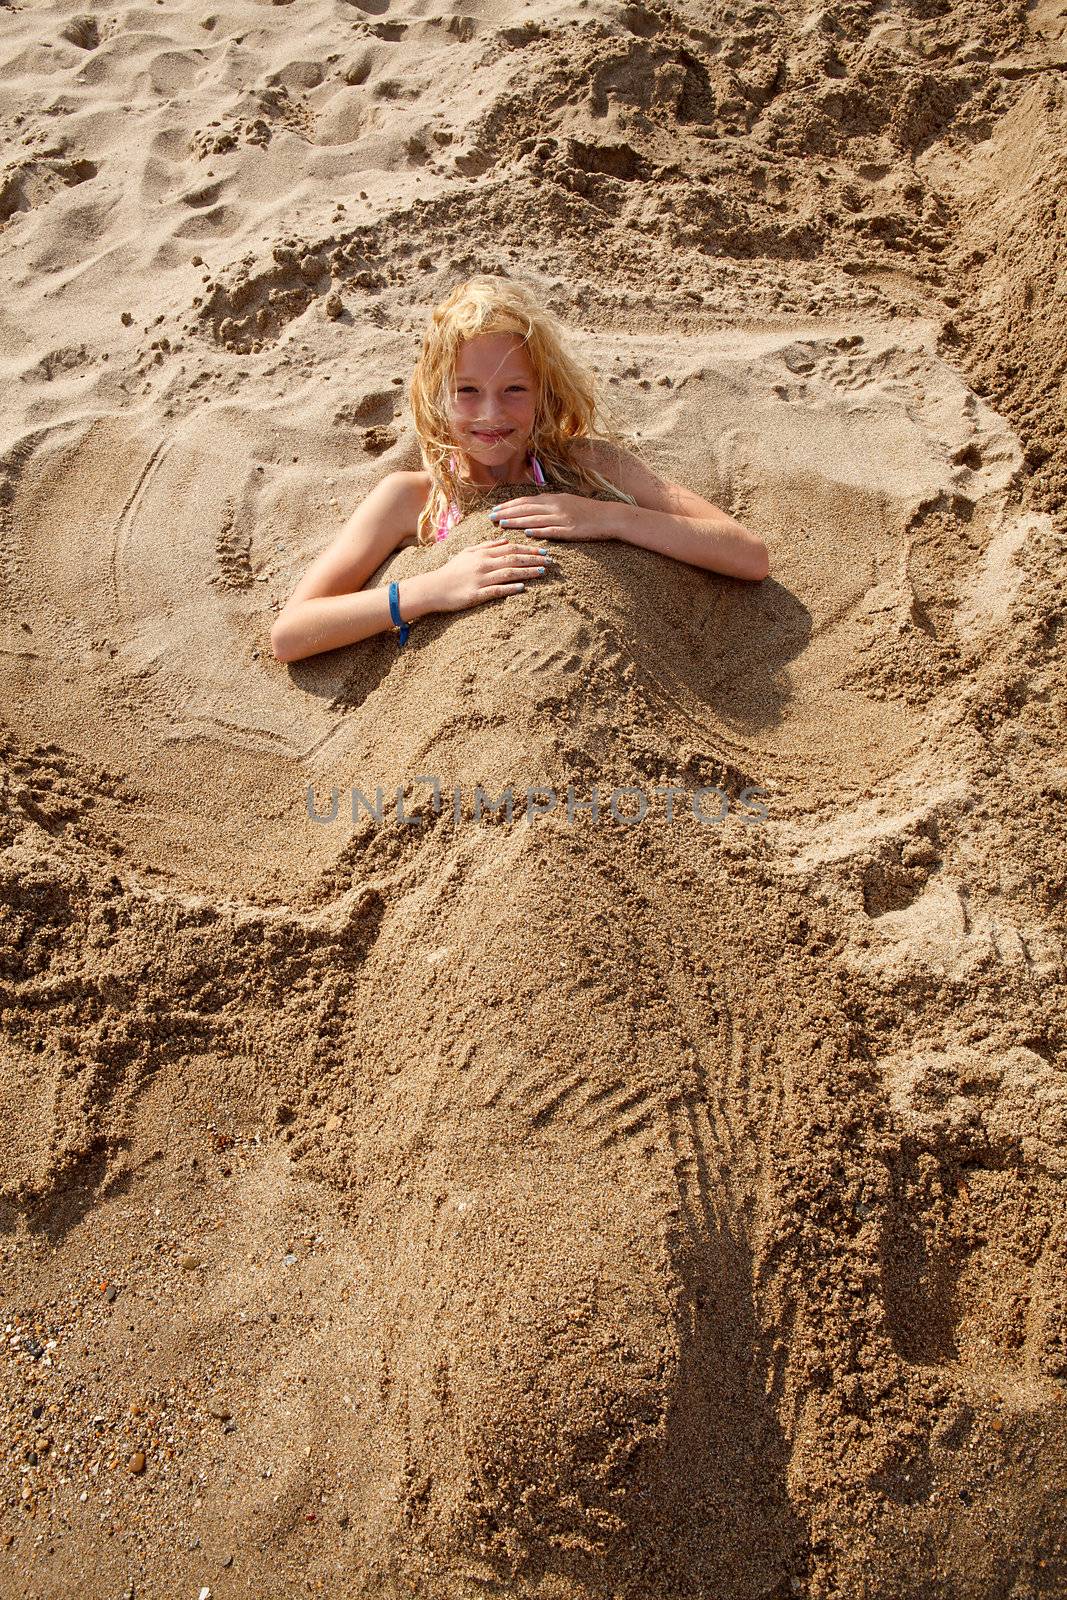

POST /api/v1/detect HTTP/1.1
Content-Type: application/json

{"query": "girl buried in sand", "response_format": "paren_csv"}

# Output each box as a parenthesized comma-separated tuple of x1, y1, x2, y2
(270, 276, 770, 664)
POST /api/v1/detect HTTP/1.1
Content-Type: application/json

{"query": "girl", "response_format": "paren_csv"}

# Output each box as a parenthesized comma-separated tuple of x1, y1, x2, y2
(270, 276, 769, 664)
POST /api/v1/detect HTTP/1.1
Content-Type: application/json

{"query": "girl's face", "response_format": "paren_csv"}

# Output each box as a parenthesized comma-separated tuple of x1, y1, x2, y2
(445, 334, 539, 469)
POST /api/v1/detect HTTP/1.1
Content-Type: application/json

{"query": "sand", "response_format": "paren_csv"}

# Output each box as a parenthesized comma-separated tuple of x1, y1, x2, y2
(1, 0, 1066, 1596)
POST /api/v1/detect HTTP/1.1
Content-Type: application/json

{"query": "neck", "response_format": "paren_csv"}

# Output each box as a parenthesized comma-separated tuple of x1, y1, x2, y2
(459, 445, 532, 487)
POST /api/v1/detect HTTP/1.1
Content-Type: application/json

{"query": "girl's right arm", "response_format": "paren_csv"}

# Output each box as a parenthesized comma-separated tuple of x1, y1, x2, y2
(270, 472, 436, 663)
(270, 473, 548, 664)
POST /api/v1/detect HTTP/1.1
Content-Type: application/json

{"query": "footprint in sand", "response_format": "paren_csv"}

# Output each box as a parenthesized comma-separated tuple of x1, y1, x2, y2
(879, 1045, 1067, 1391)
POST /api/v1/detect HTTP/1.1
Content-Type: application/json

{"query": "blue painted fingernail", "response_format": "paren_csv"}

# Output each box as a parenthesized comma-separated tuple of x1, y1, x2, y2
(538, 548, 549, 555)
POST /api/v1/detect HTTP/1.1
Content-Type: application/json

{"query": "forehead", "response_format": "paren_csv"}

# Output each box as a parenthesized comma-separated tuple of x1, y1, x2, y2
(453, 333, 534, 380)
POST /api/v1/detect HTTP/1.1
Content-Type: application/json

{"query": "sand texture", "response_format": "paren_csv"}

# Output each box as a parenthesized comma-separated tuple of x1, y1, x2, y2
(1, 0, 1066, 1596)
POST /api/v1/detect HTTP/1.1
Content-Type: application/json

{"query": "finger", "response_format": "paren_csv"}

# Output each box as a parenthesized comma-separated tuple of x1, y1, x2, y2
(484, 581, 527, 598)
(489, 544, 549, 560)
(502, 546, 552, 561)
(489, 505, 544, 524)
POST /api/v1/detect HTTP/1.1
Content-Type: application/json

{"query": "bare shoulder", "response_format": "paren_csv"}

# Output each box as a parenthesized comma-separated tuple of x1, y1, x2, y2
(385, 469, 433, 549)
(570, 437, 669, 501)
(395, 468, 433, 492)
(570, 436, 629, 479)
(383, 468, 433, 512)
(570, 436, 728, 521)
(280, 469, 430, 610)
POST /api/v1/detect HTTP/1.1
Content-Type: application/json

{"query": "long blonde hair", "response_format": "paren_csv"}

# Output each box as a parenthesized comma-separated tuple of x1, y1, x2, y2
(408, 276, 640, 547)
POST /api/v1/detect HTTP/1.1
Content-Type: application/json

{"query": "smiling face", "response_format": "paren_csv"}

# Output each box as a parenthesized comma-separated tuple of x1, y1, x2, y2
(445, 333, 539, 481)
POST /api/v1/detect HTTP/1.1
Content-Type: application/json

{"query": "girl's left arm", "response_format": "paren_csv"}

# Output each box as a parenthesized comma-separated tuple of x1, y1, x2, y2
(581, 440, 770, 582)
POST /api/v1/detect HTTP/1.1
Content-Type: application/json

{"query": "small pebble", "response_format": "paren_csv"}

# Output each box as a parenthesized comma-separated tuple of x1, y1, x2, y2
(129, 1451, 146, 1474)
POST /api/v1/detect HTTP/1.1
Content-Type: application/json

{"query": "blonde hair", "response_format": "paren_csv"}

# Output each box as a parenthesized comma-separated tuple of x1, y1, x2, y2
(408, 275, 640, 547)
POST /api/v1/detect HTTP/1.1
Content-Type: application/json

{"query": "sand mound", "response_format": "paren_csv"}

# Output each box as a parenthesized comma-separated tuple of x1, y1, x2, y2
(1, 1, 1066, 1597)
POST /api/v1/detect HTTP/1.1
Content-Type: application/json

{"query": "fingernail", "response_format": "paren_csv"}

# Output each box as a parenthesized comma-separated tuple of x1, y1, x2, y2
(536, 566, 545, 574)
(537, 547, 549, 555)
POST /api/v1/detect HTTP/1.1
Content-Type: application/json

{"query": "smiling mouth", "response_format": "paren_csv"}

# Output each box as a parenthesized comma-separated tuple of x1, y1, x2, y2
(472, 430, 512, 442)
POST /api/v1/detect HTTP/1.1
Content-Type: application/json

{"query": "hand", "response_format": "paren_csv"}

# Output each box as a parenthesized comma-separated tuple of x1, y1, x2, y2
(428, 538, 552, 614)
(489, 493, 612, 541)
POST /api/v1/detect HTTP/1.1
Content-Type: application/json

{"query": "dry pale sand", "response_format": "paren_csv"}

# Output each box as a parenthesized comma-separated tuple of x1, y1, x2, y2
(1, 0, 1067, 1596)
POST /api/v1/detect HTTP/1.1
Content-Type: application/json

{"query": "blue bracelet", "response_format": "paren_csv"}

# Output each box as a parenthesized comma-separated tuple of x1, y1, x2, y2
(388, 581, 410, 647)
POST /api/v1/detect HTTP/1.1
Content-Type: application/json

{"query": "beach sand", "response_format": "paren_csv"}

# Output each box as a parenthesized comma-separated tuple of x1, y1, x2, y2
(1, 0, 1066, 1596)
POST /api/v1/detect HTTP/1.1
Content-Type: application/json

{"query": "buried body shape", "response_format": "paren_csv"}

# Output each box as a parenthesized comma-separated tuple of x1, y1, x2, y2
(270, 275, 768, 665)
